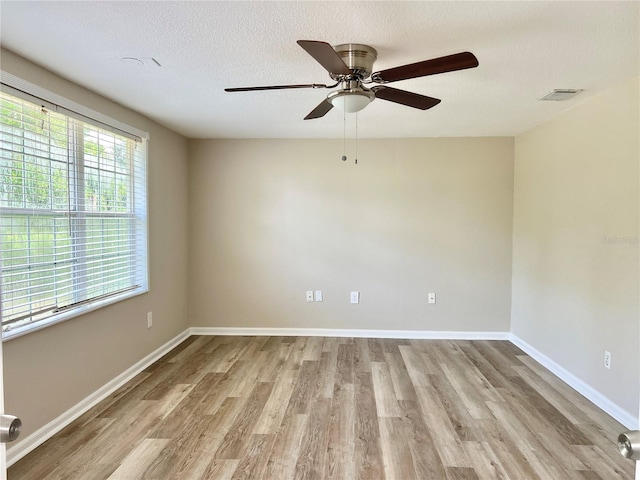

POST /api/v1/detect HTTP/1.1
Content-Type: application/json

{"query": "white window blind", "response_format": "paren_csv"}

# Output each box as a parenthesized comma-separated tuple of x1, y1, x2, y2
(0, 87, 148, 338)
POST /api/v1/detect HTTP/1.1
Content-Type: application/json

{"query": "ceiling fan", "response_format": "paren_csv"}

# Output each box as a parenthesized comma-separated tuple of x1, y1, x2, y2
(225, 40, 479, 120)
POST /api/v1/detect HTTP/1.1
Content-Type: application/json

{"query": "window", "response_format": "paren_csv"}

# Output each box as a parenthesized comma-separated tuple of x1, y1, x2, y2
(0, 81, 148, 339)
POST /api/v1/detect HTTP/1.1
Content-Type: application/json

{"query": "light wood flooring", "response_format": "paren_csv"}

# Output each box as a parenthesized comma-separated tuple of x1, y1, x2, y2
(9, 336, 634, 479)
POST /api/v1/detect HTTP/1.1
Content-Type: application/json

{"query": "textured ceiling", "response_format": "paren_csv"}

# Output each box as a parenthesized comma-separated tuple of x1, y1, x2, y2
(1, 1, 638, 139)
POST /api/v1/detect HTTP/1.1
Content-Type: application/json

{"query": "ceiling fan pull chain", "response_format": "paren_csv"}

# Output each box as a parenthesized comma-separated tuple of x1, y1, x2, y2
(341, 109, 347, 161)
(355, 112, 358, 165)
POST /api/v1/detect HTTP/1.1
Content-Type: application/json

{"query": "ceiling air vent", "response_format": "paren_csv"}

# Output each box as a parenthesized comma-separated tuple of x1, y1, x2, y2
(539, 89, 583, 101)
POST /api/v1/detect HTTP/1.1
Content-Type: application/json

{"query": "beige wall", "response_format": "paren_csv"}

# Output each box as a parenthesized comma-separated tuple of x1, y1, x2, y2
(512, 77, 640, 416)
(188, 137, 514, 333)
(1, 49, 190, 438)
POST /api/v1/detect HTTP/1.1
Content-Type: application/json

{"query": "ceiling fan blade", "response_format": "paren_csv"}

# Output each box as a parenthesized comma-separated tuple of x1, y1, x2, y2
(371, 86, 441, 110)
(371, 52, 478, 83)
(304, 99, 334, 120)
(225, 83, 330, 92)
(297, 40, 351, 75)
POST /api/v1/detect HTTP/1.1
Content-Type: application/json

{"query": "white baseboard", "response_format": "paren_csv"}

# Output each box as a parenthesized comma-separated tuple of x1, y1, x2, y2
(6, 328, 192, 467)
(189, 326, 510, 340)
(509, 334, 638, 430)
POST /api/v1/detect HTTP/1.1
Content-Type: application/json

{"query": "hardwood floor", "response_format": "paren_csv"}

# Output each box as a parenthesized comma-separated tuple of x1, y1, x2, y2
(9, 336, 634, 479)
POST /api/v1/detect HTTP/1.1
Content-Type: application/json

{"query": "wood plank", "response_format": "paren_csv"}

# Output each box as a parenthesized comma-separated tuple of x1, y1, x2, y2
(458, 341, 513, 389)
(215, 382, 273, 459)
(378, 417, 418, 480)
(485, 399, 572, 479)
(445, 466, 480, 480)
(367, 338, 386, 362)
(353, 338, 372, 373)
(197, 398, 256, 464)
(318, 338, 339, 373)
(141, 414, 216, 478)
(439, 361, 493, 420)
(284, 337, 310, 369)
(429, 372, 481, 442)
(9, 337, 632, 480)
(463, 441, 510, 480)
(253, 369, 298, 434)
(263, 413, 308, 479)
(257, 342, 293, 382)
(293, 397, 332, 480)
(106, 438, 170, 480)
(413, 384, 471, 468)
(226, 351, 271, 398)
(335, 343, 355, 385)
(476, 418, 541, 480)
(325, 383, 355, 480)
(384, 350, 418, 401)
(354, 372, 384, 479)
(301, 336, 324, 362)
(198, 459, 239, 480)
(572, 445, 635, 479)
(509, 375, 592, 445)
(13, 418, 116, 480)
(371, 361, 402, 418)
(398, 344, 432, 386)
(229, 434, 276, 480)
(516, 355, 625, 429)
(285, 360, 319, 415)
(398, 399, 447, 479)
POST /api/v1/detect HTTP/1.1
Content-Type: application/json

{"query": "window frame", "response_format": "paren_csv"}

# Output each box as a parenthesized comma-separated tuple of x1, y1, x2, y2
(0, 72, 150, 341)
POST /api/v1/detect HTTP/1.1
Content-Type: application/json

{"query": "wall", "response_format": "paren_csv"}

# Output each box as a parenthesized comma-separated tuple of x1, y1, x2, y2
(1, 49, 190, 438)
(188, 137, 514, 333)
(511, 77, 640, 418)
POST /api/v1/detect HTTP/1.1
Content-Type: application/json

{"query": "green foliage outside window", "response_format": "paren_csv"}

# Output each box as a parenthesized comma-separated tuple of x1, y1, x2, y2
(1, 91, 141, 330)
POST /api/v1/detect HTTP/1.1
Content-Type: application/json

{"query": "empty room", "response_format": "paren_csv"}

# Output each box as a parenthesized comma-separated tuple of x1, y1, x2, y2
(0, 1, 638, 479)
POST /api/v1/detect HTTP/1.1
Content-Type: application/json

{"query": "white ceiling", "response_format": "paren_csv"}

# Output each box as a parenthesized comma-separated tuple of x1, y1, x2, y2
(1, 1, 638, 139)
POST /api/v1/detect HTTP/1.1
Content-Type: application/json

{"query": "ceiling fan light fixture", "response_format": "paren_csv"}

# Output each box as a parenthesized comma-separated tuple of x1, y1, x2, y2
(328, 89, 375, 113)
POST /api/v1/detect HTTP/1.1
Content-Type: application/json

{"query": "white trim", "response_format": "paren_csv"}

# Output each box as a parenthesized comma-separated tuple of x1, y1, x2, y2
(509, 333, 638, 430)
(6, 328, 191, 467)
(189, 326, 510, 340)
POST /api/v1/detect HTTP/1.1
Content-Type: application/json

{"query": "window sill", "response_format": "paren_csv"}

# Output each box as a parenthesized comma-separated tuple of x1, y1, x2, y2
(2, 287, 148, 342)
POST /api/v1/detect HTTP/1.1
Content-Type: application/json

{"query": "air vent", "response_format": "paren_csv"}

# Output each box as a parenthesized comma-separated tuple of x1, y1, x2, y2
(539, 89, 583, 101)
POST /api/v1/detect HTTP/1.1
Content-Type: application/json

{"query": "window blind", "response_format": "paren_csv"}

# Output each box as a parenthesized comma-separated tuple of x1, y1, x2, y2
(0, 89, 148, 336)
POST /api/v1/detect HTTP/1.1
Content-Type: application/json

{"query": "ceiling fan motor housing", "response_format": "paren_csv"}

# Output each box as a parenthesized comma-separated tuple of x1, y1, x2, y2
(330, 44, 378, 80)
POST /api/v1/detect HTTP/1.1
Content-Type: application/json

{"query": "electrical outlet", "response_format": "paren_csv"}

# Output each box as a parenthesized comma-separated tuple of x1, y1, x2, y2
(147, 312, 153, 329)
(428, 292, 436, 304)
(306, 291, 314, 303)
(604, 350, 611, 370)
(350, 291, 360, 304)
(314, 290, 323, 302)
